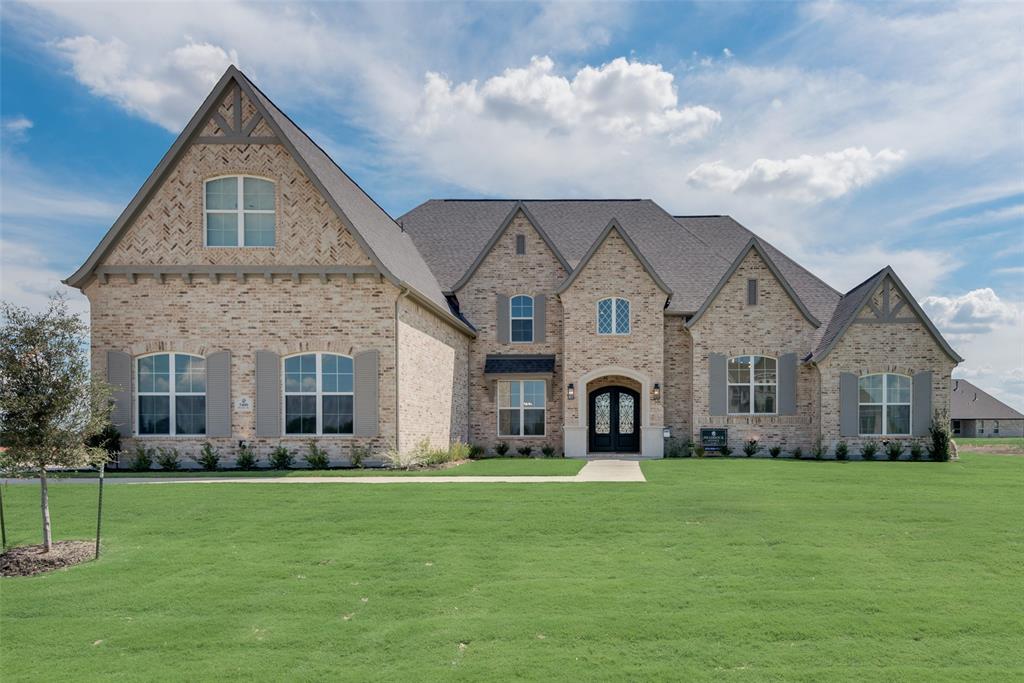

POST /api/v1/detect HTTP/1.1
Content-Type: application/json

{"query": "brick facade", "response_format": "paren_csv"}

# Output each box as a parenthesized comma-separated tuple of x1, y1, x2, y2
(454, 210, 568, 452)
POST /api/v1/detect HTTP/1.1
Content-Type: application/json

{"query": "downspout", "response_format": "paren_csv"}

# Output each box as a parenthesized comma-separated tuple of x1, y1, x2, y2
(395, 287, 411, 454)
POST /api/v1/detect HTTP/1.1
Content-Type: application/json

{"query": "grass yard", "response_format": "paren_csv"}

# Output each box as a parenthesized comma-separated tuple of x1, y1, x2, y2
(58, 458, 585, 479)
(2, 453, 1022, 681)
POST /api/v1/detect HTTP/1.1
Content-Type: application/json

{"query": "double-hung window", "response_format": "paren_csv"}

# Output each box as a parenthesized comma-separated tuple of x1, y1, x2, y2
(728, 355, 776, 414)
(205, 175, 276, 247)
(510, 295, 534, 343)
(137, 353, 206, 435)
(284, 353, 354, 435)
(497, 380, 546, 436)
(597, 297, 630, 335)
(858, 373, 911, 435)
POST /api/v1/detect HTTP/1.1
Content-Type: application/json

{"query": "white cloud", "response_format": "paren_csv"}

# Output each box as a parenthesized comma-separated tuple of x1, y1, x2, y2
(687, 147, 906, 202)
(0, 238, 88, 317)
(921, 288, 1022, 336)
(2, 116, 34, 141)
(417, 56, 721, 145)
(54, 35, 238, 131)
(723, 48, 734, 58)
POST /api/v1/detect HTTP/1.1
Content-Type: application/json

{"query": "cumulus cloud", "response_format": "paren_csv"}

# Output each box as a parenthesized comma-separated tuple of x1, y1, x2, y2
(921, 288, 1022, 336)
(0, 238, 88, 316)
(686, 147, 906, 202)
(2, 116, 34, 141)
(416, 56, 721, 145)
(54, 36, 238, 131)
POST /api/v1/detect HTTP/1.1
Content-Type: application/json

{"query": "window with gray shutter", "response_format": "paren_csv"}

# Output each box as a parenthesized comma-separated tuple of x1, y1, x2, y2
(354, 350, 379, 437)
(255, 350, 281, 437)
(839, 372, 858, 437)
(912, 371, 932, 436)
(107, 350, 132, 437)
(496, 294, 510, 343)
(534, 294, 546, 343)
(747, 279, 758, 305)
(515, 234, 526, 255)
(709, 353, 727, 416)
(778, 353, 797, 415)
(205, 351, 232, 437)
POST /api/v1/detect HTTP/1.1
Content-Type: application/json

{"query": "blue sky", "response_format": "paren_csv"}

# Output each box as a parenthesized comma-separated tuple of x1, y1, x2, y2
(1, 1, 1021, 406)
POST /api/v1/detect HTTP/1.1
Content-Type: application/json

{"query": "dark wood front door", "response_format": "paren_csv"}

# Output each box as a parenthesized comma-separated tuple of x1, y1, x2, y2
(588, 386, 640, 453)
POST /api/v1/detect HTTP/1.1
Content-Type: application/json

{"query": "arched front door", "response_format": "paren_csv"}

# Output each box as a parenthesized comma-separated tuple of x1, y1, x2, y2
(588, 386, 640, 453)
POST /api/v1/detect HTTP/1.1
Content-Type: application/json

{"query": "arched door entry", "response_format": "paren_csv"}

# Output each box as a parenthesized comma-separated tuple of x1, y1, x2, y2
(588, 386, 640, 453)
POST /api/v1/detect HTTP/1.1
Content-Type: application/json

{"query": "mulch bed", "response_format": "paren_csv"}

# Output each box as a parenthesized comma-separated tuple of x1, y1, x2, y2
(1, 540, 95, 577)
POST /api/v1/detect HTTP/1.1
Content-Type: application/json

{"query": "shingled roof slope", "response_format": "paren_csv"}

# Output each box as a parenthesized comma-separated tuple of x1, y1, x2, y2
(399, 199, 840, 319)
(952, 379, 1024, 420)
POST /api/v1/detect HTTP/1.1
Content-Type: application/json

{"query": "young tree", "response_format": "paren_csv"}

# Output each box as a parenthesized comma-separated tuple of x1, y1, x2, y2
(0, 295, 111, 551)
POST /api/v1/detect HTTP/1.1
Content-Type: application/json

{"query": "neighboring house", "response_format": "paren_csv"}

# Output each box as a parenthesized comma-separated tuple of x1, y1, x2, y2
(65, 67, 963, 463)
(951, 379, 1024, 438)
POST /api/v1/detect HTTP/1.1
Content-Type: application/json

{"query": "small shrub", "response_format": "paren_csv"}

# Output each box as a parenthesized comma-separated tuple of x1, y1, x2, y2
(541, 444, 556, 458)
(694, 445, 706, 458)
(449, 441, 471, 461)
(768, 445, 782, 458)
(861, 440, 879, 461)
(495, 441, 510, 456)
(269, 445, 294, 470)
(927, 413, 952, 461)
(86, 422, 122, 465)
(742, 439, 760, 458)
(236, 443, 258, 470)
(155, 446, 181, 471)
(130, 444, 153, 472)
(791, 446, 803, 460)
(304, 440, 330, 469)
(812, 438, 824, 460)
(468, 444, 486, 460)
(194, 442, 221, 471)
(351, 445, 370, 468)
(885, 440, 905, 461)
(719, 444, 733, 457)
(384, 439, 428, 469)
(517, 445, 533, 458)
(834, 441, 849, 461)
(909, 441, 924, 461)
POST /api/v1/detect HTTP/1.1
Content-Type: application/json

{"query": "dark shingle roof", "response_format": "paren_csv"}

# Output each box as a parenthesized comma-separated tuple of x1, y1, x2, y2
(399, 199, 841, 320)
(484, 354, 556, 374)
(808, 269, 888, 361)
(952, 379, 1024, 420)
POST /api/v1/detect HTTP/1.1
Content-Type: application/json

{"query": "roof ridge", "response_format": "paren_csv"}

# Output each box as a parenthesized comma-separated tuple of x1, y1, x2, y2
(437, 198, 647, 202)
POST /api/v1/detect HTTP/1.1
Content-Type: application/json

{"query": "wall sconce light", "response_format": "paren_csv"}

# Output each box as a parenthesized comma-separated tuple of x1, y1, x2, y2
(567, 383, 575, 401)
(653, 383, 661, 401)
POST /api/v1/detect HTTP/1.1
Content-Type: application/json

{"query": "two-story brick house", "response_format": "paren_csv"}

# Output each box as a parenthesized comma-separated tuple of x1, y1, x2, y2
(66, 67, 962, 463)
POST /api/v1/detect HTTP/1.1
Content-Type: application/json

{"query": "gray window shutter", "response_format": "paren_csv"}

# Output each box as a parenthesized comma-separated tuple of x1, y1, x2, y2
(912, 371, 932, 437)
(709, 353, 727, 416)
(747, 279, 758, 305)
(778, 353, 797, 415)
(205, 350, 231, 437)
(107, 350, 132, 437)
(496, 294, 510, 343)
(354, 350, 380, 437)
(255, 350, 281, 437)
(516, 234, 526, 255)
(840, 372, 858, 437)
(534, 294, 546, 343)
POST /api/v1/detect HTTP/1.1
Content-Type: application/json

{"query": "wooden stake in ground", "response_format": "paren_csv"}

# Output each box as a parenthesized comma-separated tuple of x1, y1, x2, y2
(96, 463, 105, 559)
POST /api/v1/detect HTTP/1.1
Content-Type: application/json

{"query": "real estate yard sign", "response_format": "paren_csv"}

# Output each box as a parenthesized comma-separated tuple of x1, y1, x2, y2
(701, 428, 728, 453)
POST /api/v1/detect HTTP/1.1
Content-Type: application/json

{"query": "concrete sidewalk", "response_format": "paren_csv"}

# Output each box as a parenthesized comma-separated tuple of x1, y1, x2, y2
(3, 460, 646, 485)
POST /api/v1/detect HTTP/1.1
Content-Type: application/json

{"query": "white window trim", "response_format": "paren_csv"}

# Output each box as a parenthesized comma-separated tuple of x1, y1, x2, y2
(858, 373, 912, 436)
(282, 353, 354, 436)
(509, 294, 534, 344)
(993, 420, 999, 434)
(203, 175, 276, 248)
(727, 355, 778, 416)
(135, 352, 206, 437)
(596, 297, 631, 336)
(496, 379, 547, 437)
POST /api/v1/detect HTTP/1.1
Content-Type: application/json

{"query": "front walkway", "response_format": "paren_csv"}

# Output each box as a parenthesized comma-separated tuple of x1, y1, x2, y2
(3, 460, 646, 485)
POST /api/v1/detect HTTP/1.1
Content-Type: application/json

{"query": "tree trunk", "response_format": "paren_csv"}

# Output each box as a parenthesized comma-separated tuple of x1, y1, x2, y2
(40, 467, 52, 552)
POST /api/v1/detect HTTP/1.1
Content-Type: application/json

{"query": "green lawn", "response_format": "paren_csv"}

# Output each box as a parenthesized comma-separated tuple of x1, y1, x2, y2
(955, 436, 1024, 450)
(56, 458, 585, 479)
(2, 453, 1022, 681)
